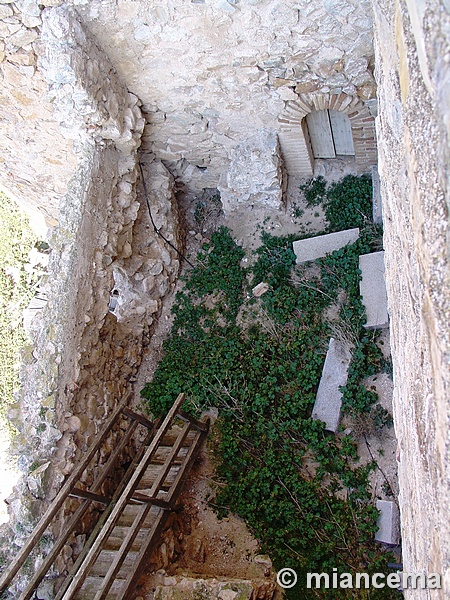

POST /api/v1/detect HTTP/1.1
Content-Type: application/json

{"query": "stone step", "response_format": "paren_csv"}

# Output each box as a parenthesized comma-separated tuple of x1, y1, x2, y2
(375, 500, 400, 545)
(312, 338, 352, 433)
(104, 526, 151, 552)
(293, 228, 360, 264)
(116, 504, 161, 528)
(89, 550, 139, 579)
(359, 251, 389, 329)
(137, 464, 180, 490)
(151, 445, 189, 465)
(76, 576, 124, 599)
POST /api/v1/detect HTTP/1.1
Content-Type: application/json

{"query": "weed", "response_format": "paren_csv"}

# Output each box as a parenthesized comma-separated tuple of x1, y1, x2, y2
(141, 216, 395, 596)
(0, 192, 39, 431)
(300, 176, 327, 207)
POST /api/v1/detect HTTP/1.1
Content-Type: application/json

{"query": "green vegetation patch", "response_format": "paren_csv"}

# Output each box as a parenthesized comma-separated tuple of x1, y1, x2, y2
(0, 192, 39, 428)
(301, 174, 373, 232)
(142, 177, 394, 598)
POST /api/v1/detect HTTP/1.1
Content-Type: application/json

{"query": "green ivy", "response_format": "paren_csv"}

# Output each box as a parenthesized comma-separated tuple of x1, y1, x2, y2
(0, 192, 39, 431)
(300, 174, 374, 232)
(300, 175, 327, 207)
(141, 212, 395, 598)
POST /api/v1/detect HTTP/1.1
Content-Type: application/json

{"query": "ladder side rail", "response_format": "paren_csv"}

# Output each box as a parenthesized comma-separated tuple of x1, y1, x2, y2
(147, 422, 191, 497)
(165, 418, 210, 506)
(94, 503, 157, 600)
(0, 392, 132, 595)
(94, 421, 193, 599)
(19, 417, 141, 600)
(54, 417, 161, 600)
(118, 417, 210, 599)
(59, 393, 186, 599)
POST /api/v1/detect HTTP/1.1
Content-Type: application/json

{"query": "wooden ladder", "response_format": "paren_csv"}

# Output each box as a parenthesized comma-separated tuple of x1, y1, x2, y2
(0, 393, 209, 600)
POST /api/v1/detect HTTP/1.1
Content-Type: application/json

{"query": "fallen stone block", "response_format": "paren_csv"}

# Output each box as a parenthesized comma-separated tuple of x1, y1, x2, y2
(293, 228, 359, 264)
(252, 282, 270, 297)
(312, 338, 352, 433)
(375, 500, 400, 545)
(372, 165, 383, 225)
(359, 251, 389, 329)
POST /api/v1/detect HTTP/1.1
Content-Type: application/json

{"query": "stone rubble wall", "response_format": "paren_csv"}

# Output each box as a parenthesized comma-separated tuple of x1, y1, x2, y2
(217, 129, 286, 213)
(73, 0, 378, 192)
(0, 5, 181, 595)
(0, 0, 379, 215)
(0, 0, 78, 224)
(373, 0, 450, 596)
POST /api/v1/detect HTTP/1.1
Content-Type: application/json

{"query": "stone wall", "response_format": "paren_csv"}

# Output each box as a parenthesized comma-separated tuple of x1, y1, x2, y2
(0, 0, 379, 217)
(1, 5, 181, 593)
(0, 1, 77, 225)
(373, 0, 450, 596)
(73, 0, 378, 192)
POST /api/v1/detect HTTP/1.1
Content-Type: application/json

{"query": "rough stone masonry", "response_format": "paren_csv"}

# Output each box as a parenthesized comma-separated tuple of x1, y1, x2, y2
(0, 0, 448, 598)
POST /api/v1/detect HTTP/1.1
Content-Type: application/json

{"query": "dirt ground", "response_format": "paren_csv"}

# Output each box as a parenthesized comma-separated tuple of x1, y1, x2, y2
(131, 160, 400, 595)
(131, 430, 277, 600)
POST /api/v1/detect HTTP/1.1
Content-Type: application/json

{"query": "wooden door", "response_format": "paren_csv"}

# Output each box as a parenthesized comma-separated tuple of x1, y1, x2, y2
(329, 110, 355, 155)
(305, 109, 355, 158)
(306, 110, 335, 159)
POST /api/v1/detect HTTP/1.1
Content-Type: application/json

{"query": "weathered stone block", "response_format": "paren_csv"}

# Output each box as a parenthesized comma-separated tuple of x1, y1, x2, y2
(372, 165, 382, 224)
(218, 130, 284, 215)
(154, 578, 256, 600)
(359, 251, 389, 329)
(312, 338, 352, 433)
(293, 228, 359, 264)
(375, 500, 400, 545)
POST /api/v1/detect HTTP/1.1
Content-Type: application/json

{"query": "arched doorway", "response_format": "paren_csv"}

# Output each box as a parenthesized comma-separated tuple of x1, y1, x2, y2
(277, 93, 377, 177)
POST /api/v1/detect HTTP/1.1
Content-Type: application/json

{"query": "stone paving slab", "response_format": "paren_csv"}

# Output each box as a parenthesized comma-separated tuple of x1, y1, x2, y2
(293, 228, 359, 264)
(312, 338, 352, 433)
(372, 165, 383, 224)
(359, 251, 389, 329)
(375, 500, 400, 545)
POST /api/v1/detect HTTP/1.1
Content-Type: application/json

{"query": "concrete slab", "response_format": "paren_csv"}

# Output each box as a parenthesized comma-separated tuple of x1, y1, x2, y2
(252, 282, 270, 297)
(293, 228, 359, 264)
(372, 165, 383, 225)
(375, 500, 400, 545)
(359, 251, 389, 329)
(312, 338, 352, 433)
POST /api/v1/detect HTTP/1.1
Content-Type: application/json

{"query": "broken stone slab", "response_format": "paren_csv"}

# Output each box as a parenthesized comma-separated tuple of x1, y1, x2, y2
(375, 500, 400, 545)
(359, 251, 389, 329)
(293, 228, 359, 264)
(252, 281, 270, 297)
(372, 165, 383, 224)
(312, 338, 352, 433)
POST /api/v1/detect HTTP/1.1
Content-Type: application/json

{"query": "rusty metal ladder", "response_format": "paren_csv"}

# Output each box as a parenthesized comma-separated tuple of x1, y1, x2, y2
(0, 393, 209, 600)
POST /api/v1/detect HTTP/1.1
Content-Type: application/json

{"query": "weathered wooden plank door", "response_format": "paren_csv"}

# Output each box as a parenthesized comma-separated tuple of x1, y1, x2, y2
(329, 109, 355, 155)
(305, 109, 355, 158)
(306, 110, 336, 158)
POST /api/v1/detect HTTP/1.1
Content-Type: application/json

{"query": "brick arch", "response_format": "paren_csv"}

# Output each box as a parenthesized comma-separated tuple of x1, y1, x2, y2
(277, 92, 377, 177)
